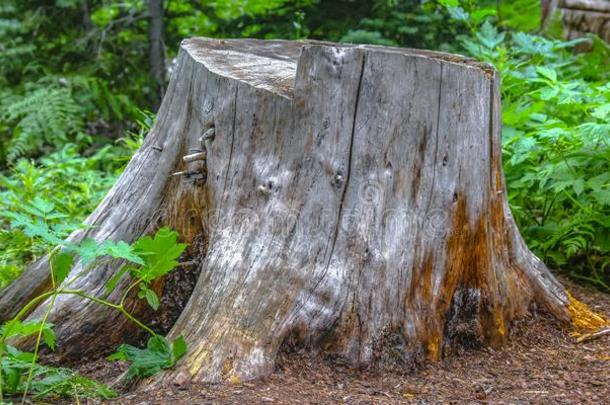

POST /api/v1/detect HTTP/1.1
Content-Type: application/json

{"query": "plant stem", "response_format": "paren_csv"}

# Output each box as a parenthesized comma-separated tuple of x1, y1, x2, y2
(120, 279, 141, 307)
(22, 293, 57, 405)
(60, 289, 120, 309)
(0, 286, 157, 402)
(118, 307, 157, 338)
(0, 290, 55, 403)
(2, 291, 56, 338)
(60, 289, 156, 337)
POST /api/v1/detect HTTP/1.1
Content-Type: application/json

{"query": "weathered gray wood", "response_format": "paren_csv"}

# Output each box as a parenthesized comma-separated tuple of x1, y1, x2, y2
(542, 0, 610, 42)
(0, 38, 572, 384)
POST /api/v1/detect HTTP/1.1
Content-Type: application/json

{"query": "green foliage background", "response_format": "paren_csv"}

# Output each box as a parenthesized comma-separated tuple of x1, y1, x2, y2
(1, 0, 609, 291)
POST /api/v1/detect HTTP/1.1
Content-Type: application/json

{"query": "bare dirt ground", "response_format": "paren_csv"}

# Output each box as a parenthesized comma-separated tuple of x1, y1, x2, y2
(92, 277, 609, 405)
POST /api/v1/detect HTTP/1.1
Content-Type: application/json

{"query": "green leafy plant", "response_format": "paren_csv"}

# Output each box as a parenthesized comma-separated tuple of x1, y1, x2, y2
(0, 84, 84, 162)
(108, 335, 187, 380)
(0, 327, 115, 401)
(339, 1, 464, 51)
(0, 226, 188, 402)
(119, 228, 187, 310)
(0, 144, 128, 288)
(444, 8, 610, 290)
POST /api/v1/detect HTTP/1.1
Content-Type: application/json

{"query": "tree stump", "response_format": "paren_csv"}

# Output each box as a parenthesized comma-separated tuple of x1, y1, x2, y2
(0, 38, 572, 384)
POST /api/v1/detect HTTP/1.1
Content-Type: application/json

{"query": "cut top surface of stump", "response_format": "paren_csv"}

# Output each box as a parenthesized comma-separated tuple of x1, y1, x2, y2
(182, 38, 495, 99)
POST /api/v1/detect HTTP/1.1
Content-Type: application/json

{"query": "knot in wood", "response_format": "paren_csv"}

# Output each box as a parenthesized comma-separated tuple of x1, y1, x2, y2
(257, 181, 273, 196)
(200, 127, 216, 143)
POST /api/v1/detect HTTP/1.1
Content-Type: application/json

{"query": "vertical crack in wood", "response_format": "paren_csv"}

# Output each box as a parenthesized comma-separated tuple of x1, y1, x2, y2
(308, 52, 367, 312)
(190, 71, 211, 131)
(221, 84, 239, 198)
(424, 62, 444, 214)
(488, 75, 497, 192)
(344, 54, 368, 363)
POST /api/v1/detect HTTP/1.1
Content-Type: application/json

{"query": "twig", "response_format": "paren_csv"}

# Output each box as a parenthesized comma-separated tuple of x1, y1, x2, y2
(577, 327, 610, 343)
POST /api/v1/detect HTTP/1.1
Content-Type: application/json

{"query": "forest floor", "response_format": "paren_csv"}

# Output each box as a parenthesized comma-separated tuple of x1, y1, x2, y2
(75, 277, 609, 404)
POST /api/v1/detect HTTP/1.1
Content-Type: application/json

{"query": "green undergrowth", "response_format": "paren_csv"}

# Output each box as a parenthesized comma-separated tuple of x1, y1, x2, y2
(0, 111, 150, 289)
(0, 0, 609, 401)
(457, 18, 610, 291)
(0, 226, 188, 402)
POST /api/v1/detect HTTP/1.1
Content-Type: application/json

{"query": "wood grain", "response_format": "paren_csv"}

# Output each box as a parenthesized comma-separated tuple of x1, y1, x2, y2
(0, 38, 571, 384)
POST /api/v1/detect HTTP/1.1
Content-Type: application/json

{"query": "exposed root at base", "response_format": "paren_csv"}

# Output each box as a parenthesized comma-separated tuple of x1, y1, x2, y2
(567, 291, 610, 342)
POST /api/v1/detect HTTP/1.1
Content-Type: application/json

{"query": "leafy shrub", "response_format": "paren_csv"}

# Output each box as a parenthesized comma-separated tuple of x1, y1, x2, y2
(0, 0, 142, 167)
(339, 1, 465, 51)
(1, 341, 116, 400)
(0, 226, 187, 401)
(0, 76, 139, 164)
(0, 141, 140, 288)
(456, 18, 610, 290)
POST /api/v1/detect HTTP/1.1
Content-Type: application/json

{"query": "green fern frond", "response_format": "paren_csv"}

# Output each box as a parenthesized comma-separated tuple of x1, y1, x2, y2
(2, 86, 84, 161)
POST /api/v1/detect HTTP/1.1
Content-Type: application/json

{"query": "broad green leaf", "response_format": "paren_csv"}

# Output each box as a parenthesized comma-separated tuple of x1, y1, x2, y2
(536, 66, 557, 82)
(5, 344, 36, 362)
(104, 265, 131, 294)
(2, 212, 65, 245)
(437, 0, 459, 7)
(477, 21, 505, 49)
(591, 190, 610, 206)
(1, 320, 55, 349)
(42, 327, 56, 350)
(447, 6, 469, 22)
(592, 103, 610, 120)
(131, 227, 187, 283)
(586, 173, 610, 190)
(138, 286, 160, 311)
(101, 240, 144, 265)
(5, 365, 20, 392)
(572, 178, 585, 196)
(76, 238, 144, 266)
(51, 252, 73, 285)
(30, 197, 55, 215)
(77, 238, 101, 265)
(108, 335, 186, 380)
(172, 336, 187, 361)
(539, 86, 559, 101)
